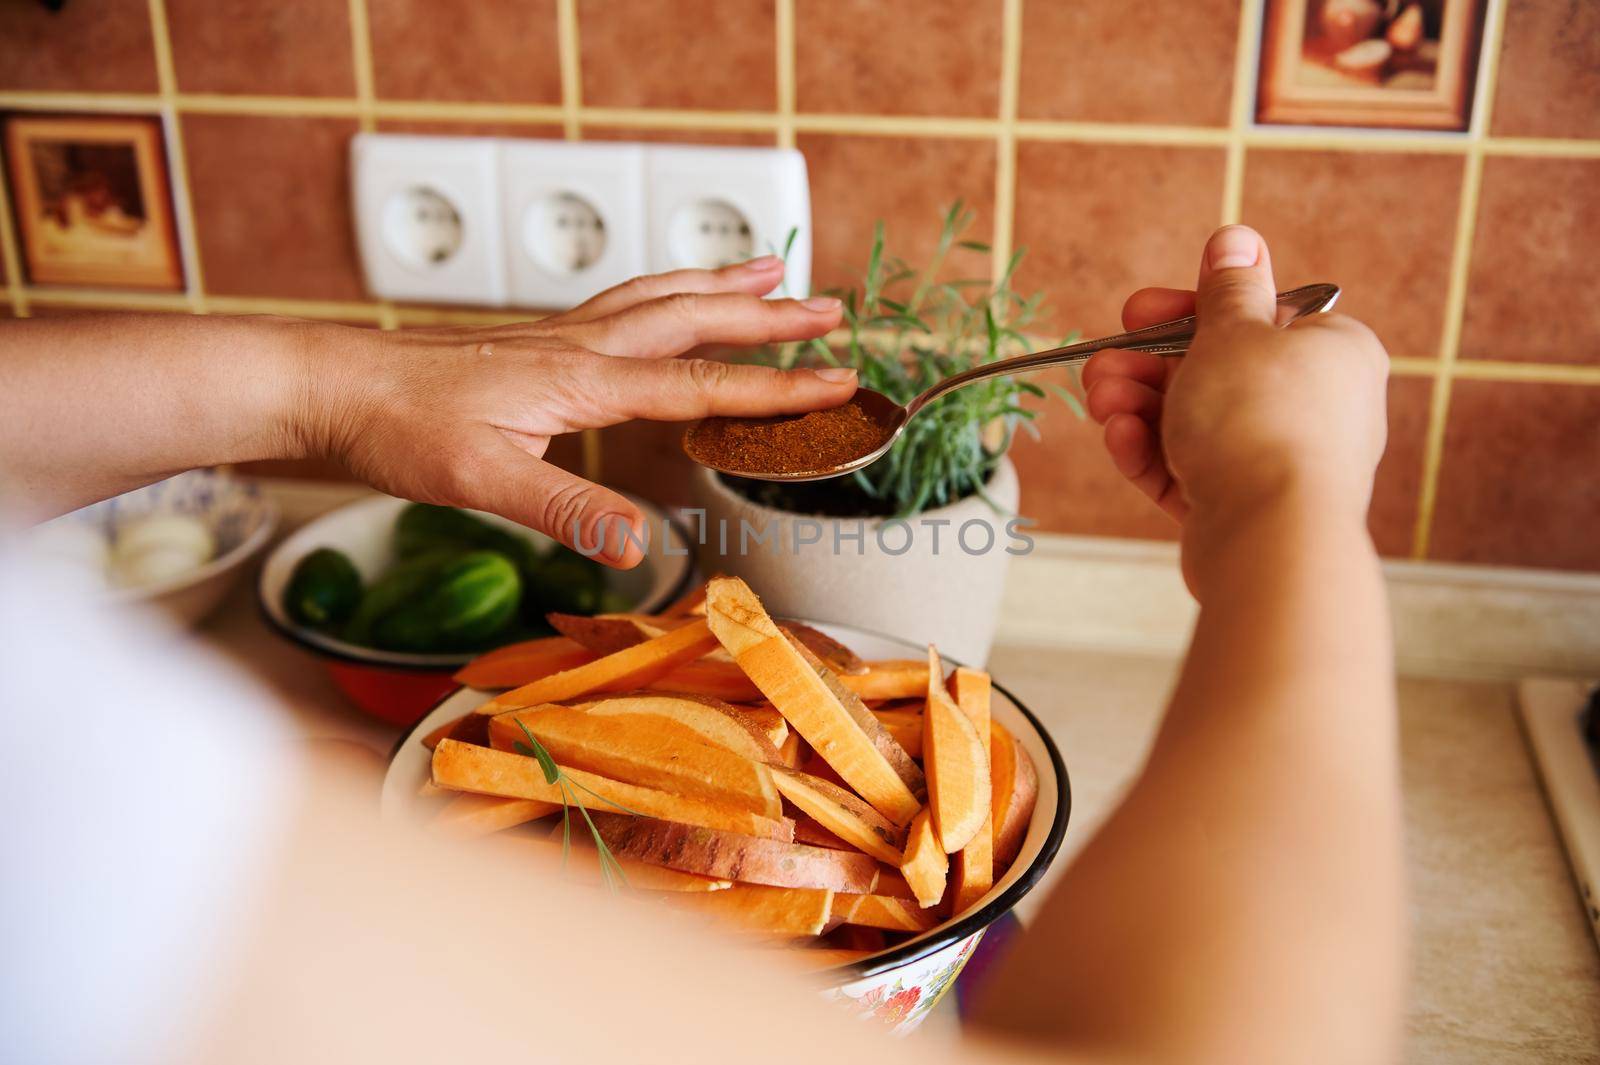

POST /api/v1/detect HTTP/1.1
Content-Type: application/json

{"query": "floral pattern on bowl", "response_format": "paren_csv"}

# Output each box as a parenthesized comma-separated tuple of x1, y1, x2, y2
(828, 931, 983, 1034)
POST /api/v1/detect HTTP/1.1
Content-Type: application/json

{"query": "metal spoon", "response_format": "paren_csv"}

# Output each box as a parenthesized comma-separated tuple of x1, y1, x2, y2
(685, 282, 1340, 483)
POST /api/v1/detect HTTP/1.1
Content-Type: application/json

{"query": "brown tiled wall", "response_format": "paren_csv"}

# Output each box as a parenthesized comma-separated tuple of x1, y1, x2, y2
(1, 0, 1597, 571)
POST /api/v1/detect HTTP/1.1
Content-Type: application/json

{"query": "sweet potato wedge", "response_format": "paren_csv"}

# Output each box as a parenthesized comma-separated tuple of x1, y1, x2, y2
(738, 704, 790, 748)
(706, 577, 921, 825)
(431, 792, 562, 837)
(478, 618, 720, 713)
(770, 766, 906, 865)
(430, 739, 792, 841)
(573, 692, 782, 764)
(675, 884, 834, 937)
(872, 708, 923, 758)
(779, 622, 867, 676)
(547, 613, 657, 655)
(990, 719, 1039, 871)
(553, 611, 863, 676)
(793, 815, 853, 851)
(839, 660, 931, 701)
(776, 729, 803, 768)
(873, 867, 916, 900)
(922, 647, 990, 854)
(833, 893, 940, 933)
(949, 667, 995, 914)
(453, 636, 595, 690)
(899, 809, 948, 909)
(648, 660, 763, 703)
(500, 833, 733, 893)
(488, 705, 781, 818)
(789, 635, 924, 795)
(591, 812, 877, 893)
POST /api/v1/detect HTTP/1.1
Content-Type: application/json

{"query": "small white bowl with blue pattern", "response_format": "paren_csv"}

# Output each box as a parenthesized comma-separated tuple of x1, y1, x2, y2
(30, 468, 278, 627)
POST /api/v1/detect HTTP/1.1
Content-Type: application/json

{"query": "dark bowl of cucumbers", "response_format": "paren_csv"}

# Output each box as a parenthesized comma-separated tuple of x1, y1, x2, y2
(258, 494, 693, 727)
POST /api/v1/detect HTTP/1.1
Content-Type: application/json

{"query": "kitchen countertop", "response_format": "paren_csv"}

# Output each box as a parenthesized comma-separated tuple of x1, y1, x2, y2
(200, 482, 1600, 1063)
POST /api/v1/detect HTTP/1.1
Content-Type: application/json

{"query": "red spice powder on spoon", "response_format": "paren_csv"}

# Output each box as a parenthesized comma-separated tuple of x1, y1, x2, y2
(683, 394, 893, 477)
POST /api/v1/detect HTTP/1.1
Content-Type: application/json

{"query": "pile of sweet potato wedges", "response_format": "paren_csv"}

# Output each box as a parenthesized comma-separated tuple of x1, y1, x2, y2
(421, 576, 1038, 965)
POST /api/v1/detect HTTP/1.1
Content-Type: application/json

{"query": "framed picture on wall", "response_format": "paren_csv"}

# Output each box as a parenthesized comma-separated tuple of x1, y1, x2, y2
(1256, 0, 1488, 131)
(3, 113, 184, 290)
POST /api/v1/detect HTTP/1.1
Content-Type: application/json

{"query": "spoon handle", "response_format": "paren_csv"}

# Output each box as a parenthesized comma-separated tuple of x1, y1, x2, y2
(908, 282, 1340, 415)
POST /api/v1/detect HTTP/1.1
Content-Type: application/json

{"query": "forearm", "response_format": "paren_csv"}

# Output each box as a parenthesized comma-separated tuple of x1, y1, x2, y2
(979, 488, 1404, 1064)
(0, 314, 345, 517)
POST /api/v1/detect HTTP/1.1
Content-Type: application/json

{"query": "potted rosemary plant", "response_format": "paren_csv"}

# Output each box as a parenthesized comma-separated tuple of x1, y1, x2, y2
(690, 205, 1079, 664)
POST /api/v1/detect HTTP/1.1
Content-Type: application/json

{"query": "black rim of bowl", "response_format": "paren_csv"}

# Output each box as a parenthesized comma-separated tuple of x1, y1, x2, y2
(388, 619, 1072, 979)
(258, 509, 698, 672)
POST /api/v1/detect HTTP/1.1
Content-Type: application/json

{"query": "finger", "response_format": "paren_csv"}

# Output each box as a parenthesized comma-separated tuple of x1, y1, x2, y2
(1121, 287, 1196, 331)
(1085, 376, 1164, 426)
(564, 292, 843, 359)
(550, 256, 787, 325)
(1194, 224, 1278, 328)
(1104, 413, 1188, 523)
(583, 355, 857, 422)
(1081, 348, 1171, 393)
(463, 433, 650, 568)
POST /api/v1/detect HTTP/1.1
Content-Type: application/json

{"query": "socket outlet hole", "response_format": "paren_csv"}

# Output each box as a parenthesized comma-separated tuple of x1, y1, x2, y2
(668, 198, 754, 269)
(524, 191, 607, 278)
(382, 185, 464, 269)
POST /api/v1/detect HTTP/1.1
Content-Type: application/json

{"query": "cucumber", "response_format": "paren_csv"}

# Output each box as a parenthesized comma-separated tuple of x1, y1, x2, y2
(342, 549, 458, 646)
(521, 544, 611, 619)
(284, 547, 363, 629)
(394, 503, 540, 571)
(370, 550, 522, 652)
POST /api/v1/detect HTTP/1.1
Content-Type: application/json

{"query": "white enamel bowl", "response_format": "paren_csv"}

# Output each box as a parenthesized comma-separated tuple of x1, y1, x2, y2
(381, 625, 1070, 1033)
(258, 492, 693, 726)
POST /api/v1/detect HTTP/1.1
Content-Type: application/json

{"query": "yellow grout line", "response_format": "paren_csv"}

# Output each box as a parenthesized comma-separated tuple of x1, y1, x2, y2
(0, 139, 29, 317)
(344, 0, 394, 326)
(581, 106, 778, 132)
(556, 0, 583, 141)
(369, 99, 566, 124)
(177, 93, 364, 117)
(1221, 0, 1264, 223)
(555, 0, 598, 479)
(346, 0, 378, 134)
(1243, 128, 1470, 153)
(1409, 0, 1509, 560)
(0, 91, 164, 112)
(775, 0, 796, 149)
(1485, 136, 1600, 159)
(0, 84, 1596, 158)
(1014, 120, 1231, 146)
(581, 429, 603, 485)
(990, 0, 1023, 281)
(1452, 359, 1600, 386)
(21, 287, 195, 312)
(30, 291, 195, 315)
(1388, 357, 1438, 377)
(794, 112, 998, 139)
(205, 294, 384, 320)
(146, 0, 207, 314)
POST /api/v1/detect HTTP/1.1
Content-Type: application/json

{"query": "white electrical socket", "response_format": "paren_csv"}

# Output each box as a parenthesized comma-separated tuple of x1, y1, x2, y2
(351, 135, 811, 308)
(351, 133, 506, 306)
(499, 140, 646, 309)
(645, 145, 811, 296)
